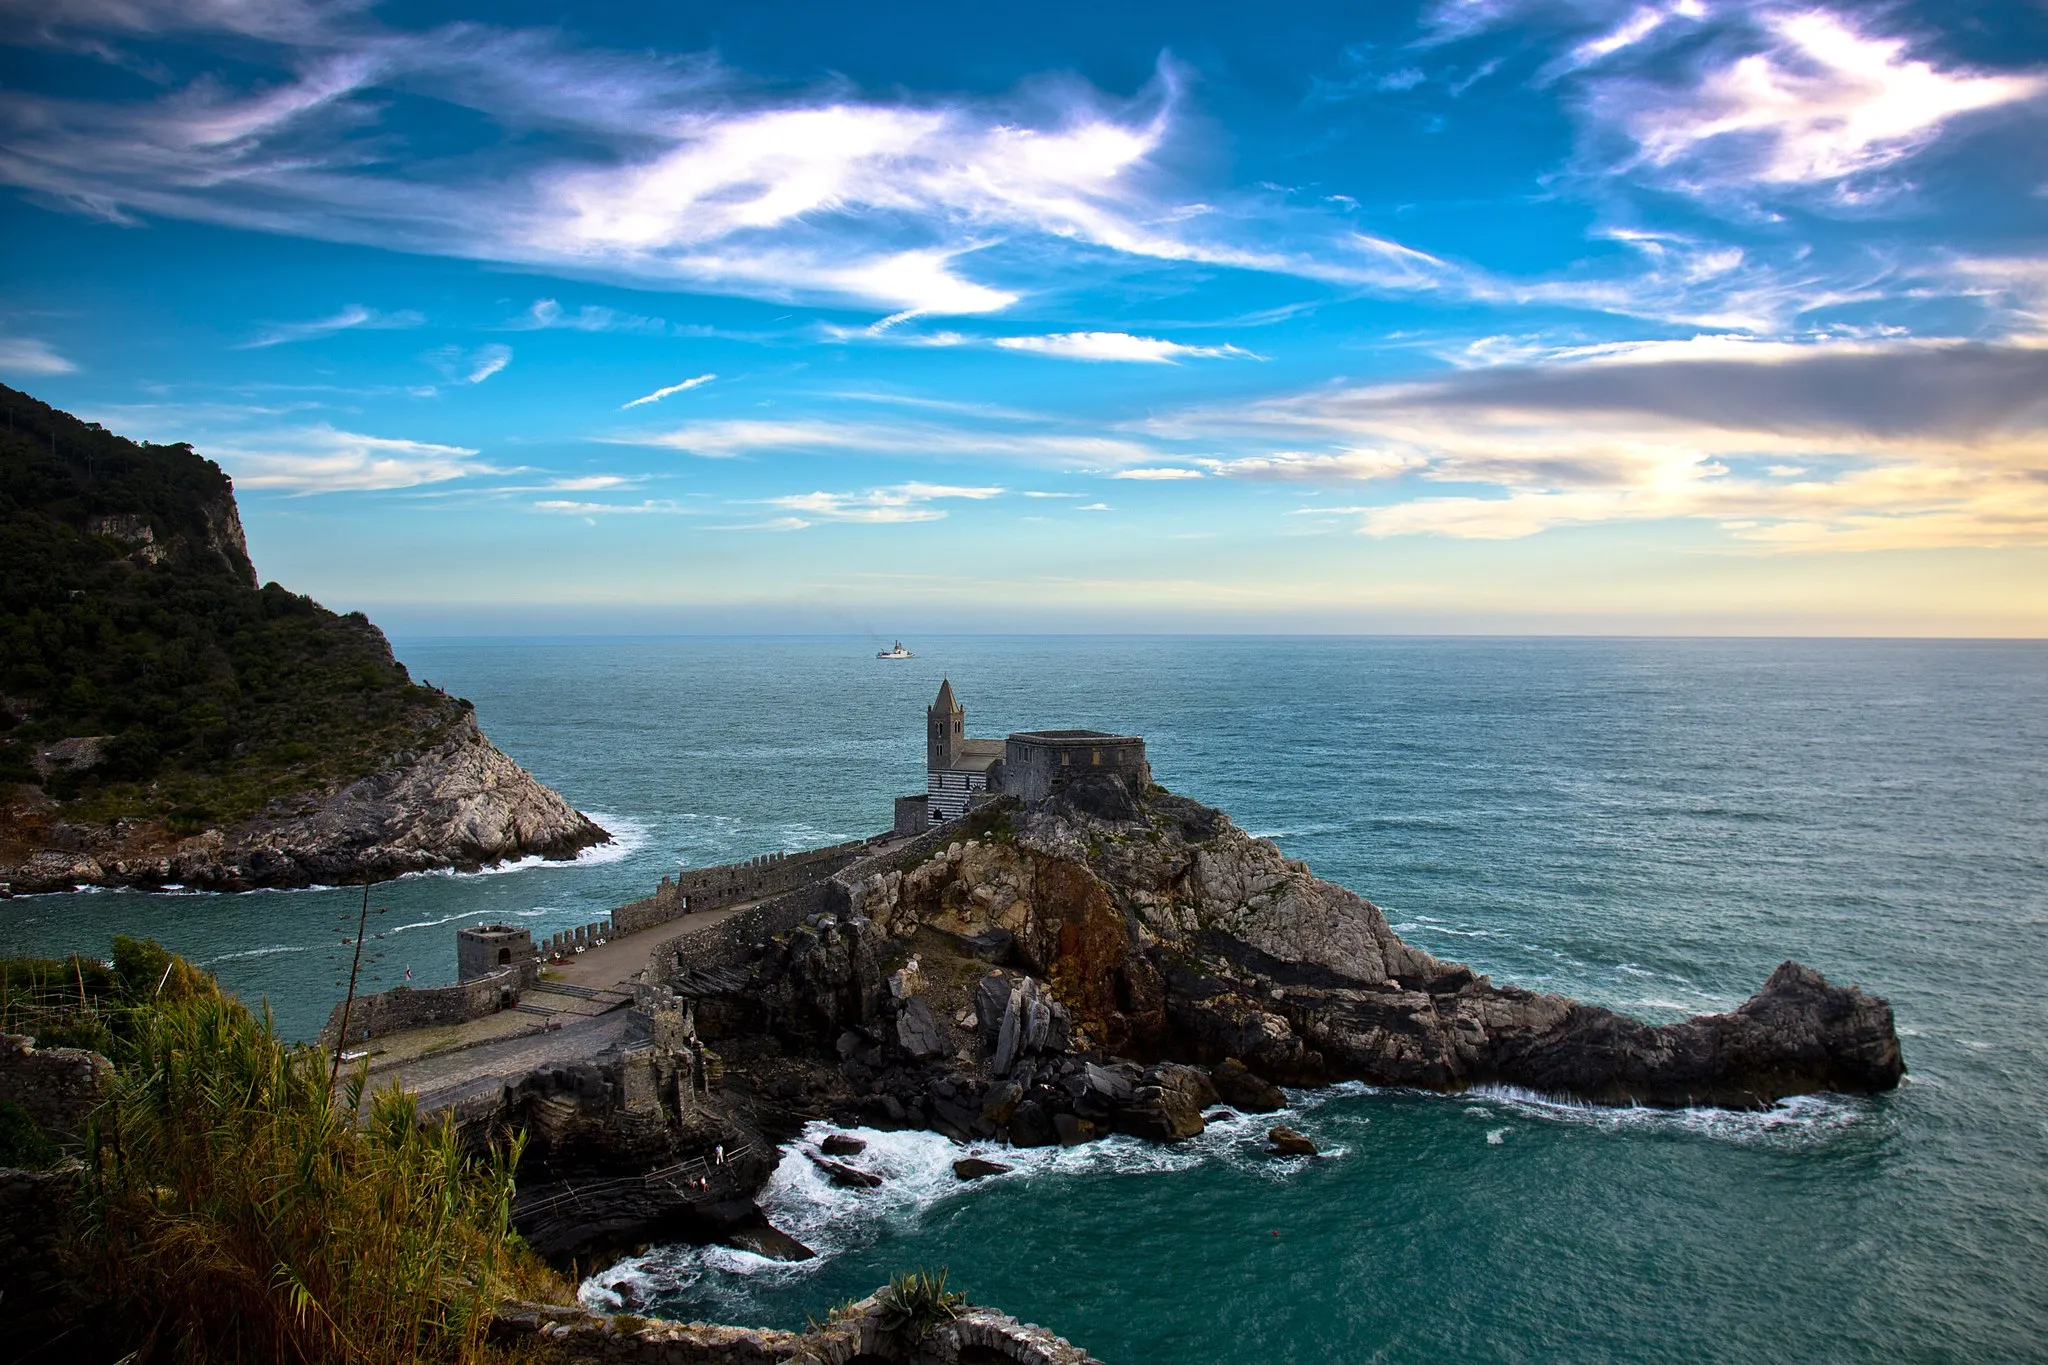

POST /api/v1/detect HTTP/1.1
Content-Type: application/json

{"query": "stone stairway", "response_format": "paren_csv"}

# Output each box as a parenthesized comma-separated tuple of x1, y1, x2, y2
(514, 982, 634, 1019)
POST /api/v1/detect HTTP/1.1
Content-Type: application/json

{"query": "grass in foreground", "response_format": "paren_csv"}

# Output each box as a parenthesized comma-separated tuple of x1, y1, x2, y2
(3, 938, 569, 1363)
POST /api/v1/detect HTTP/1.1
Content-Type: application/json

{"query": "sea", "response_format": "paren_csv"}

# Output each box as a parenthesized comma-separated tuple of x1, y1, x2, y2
(4, 637, 2044, 1363)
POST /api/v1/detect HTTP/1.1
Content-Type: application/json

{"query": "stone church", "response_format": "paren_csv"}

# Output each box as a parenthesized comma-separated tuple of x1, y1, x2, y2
(893, 679, 1149, 832)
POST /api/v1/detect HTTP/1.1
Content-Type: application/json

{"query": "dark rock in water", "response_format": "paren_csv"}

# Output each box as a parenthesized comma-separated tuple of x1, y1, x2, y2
(1009, 1101, 1058, 1148)
(1054, 1112, 1098, 1147)
(1267, 1125, 1318, 1156)
(724, 1222, 816, 1262)
(1203, 1109, 1233, 1123)
(895, 997, 946, 1060)
(819, 1133, 866, 1157)
(954, 1157, 1014, 1180)
(1211, 1058, 1286, 1113)
(808, 1152, 883, 1188)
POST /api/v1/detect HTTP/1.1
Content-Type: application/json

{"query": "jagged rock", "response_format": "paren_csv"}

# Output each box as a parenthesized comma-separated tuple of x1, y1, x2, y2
(1211, 1058, 1286, 1113)
(954, 1157, 1014, 1180)
(980, 1081, 1023, 1127)
(1057, 771, 1141, 823)
(1082, 1061, 1134, 1104)
(1267, 1126, 1318, 1156)
(819, 1133, 866, 1156)
(1112, 1063, 1217, 1141)
(982, 973, 1070, 1075)
(895, 998, 945, 1059)
(807, 1153, 882, 1188)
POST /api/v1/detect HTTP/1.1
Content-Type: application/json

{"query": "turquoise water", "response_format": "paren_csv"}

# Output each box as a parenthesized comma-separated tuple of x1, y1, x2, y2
(6, 638, 2046, 1361)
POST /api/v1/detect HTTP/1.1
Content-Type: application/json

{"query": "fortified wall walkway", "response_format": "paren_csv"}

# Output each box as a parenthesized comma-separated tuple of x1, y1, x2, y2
(359, 831, 918, 1103)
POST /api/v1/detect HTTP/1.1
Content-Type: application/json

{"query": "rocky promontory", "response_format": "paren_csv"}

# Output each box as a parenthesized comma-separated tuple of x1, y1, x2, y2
(0, 382, 607, 893)
(681, 775, 1903, 1155)
(1, 705, 608, 893)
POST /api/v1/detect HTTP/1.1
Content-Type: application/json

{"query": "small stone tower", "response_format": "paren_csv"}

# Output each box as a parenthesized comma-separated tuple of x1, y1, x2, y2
(457, 923, 536, 985)
(927, 678, 964, 771)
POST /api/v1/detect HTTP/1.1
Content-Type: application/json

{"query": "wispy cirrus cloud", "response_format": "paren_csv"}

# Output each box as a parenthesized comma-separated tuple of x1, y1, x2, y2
(1113, 466, 1206, 480)
(0, 334, 77, 375)
(0, 6, 1517, 318)
(757, 482, 1005, 526)
(621, 374, 716, 409)
(618, 416, 1167, 467)
(206, 424, 499, 492)
(423, 343, 511, 385)
(241, 303, 424, 349)
(994, 331, 1259, 363)
(506, 299, 670, 335)
(532, 497, 696, 515)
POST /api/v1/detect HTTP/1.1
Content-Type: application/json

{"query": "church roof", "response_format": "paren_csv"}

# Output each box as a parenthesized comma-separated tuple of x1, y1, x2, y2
(933, 677, 959, 712)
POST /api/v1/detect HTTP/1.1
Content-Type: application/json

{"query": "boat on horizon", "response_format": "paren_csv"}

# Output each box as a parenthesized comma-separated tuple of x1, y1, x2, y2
(876, 641, 915, 659)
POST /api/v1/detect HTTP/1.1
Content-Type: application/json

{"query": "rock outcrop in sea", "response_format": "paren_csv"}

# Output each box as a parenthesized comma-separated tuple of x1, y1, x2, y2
(685, 776, 1902, 1155)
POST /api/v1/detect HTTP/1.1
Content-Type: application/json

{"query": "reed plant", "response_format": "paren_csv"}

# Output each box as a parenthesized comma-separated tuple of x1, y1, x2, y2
(9, 938, 566, 1363)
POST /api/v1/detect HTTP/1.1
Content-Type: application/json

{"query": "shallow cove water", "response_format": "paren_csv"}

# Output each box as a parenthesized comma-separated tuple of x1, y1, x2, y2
(5, 637, 2045, 1361)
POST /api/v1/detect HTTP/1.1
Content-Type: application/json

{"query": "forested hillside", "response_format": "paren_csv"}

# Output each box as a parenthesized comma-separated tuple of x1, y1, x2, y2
(0, 382, 470, 829)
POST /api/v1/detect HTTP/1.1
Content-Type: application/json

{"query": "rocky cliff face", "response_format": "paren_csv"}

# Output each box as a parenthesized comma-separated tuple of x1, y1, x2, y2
(684, 777, 1902, 1146)
(2, 710, 608, 892)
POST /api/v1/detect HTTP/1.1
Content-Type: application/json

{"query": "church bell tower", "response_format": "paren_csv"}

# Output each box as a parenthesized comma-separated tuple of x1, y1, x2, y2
(927, 678, 964, 771)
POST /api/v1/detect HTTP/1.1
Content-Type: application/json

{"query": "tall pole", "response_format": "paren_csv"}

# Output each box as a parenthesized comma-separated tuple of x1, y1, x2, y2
(330, 882, 373, 1092)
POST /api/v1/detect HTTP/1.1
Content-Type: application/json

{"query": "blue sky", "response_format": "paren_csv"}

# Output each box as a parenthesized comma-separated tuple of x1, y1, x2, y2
(3, 0, 2045, 634)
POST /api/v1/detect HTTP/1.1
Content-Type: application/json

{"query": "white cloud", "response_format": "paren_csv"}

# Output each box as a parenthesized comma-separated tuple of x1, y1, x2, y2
(209, 424, 496, 491)
(424, 343, 512, 385)
(532, 498, 693, 515)
(1113, 467, 1205, 480)
(1592, 9, 2046, 191)
(541, 474, 639, 491)
(621, 417, 1167, 467)
(707, 516, 812, 532)
(465, 344, 511, 383)
(0, 335, 77, 375)
(1078, 503, 1113, 511)
(0, 13, 1499, 317)
(758, 482, 1004, 525)
(508, 299, 669, 334)
(994, 331, 1259, 363)
(621, 374, 716, 408)
(1197, 450, 1426, 481)
(241, 304, 424, 348)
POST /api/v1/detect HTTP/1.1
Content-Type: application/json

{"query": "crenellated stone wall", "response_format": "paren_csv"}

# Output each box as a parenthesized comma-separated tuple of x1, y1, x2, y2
(613, 840, 875, 936)
(650, 881, 836, 979)
(539, 918, 615, 958)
